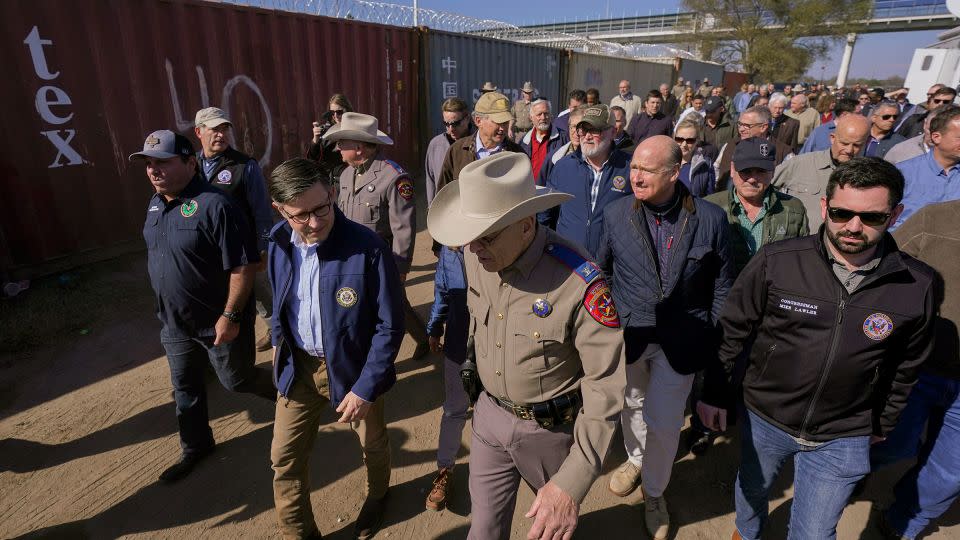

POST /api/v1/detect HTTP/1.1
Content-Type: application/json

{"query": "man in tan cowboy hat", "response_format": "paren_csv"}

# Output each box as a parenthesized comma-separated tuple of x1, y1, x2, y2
(437, 91, 524, 192)
(480, 81, 498, 94)
(428, 152, 626, 540)
(511, 81, 537, 142)
(323, 112, 430, 360)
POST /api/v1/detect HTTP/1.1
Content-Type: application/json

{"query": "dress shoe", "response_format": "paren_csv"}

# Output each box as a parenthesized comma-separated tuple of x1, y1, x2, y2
(256, 329, 273, 352)
(354, 493, 387, 540)
(608, 460, 642, 497)
(643, 488, 669, 540)
(158, 446, 214, 483)
(688, 429, 712, 456)
(426, 467, 453, 511)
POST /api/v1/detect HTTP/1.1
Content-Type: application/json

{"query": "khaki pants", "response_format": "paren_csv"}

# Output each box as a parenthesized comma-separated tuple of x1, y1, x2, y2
(271, 351, 391, 539)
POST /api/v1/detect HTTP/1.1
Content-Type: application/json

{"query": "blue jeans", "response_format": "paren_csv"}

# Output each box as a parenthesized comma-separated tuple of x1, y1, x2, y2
(735, 409, 871, 540)
(161, 318, 275, 455)
(871, 372, 960, 539)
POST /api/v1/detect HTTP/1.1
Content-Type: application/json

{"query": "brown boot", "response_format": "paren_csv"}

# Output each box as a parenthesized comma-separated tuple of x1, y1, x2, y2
(255, 329, 272, 352)
(425, 467, 453, 511)
(354, 493, 387, 540)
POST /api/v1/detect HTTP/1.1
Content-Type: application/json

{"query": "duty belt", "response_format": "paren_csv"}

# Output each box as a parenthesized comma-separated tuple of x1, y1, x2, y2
(489, 390, 582, 429)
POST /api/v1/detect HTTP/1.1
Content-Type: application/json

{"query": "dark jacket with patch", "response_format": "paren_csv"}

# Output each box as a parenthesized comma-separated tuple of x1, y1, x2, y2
(703, 232, 936, 440)
(437, 133, 523, 193)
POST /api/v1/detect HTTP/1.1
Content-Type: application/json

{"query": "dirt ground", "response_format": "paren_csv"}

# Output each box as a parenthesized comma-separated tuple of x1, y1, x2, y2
(2, 227, 958, 540)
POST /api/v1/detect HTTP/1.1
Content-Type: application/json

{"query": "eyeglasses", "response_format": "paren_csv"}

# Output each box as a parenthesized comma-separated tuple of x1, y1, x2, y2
(827, 206, 891, 227)
(329, 109, 345, 116)
(674, 136, 697, 145)
(281, 202, 332, 224)
(932, 98, 954, 105)
(879, 114, 899, 120)
(474, 226, 509, 248)
(737, 121, 766, 130)
(442, 117, 466, 128)
(576, 126, 604, 136)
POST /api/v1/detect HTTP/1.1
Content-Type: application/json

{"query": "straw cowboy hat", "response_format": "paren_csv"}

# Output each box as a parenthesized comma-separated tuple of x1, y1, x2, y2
(322, 112, 394, 145)
(427, 152, 573, 247)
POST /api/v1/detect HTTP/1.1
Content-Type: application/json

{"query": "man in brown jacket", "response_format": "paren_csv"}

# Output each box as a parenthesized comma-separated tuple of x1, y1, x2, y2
(437, 91, 523, 191)
(428, 152, 626, 540)
(324, 112, 430, 358)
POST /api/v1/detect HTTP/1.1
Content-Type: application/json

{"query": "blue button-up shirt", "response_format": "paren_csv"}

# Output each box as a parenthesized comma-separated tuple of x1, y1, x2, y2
(799, 120, 835, 154)
(286, 229, 324, 357)
(143, 176, 258, 337)
(475, 132, 503, 160)
(894, 151, 960, 229)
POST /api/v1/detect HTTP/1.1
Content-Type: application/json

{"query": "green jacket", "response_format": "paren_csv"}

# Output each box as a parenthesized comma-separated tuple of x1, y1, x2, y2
(704, 186, 809, 274)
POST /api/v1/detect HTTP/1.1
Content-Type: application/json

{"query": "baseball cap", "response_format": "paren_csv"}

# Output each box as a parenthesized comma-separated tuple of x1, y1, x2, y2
(577, 104, 612, 130)
(474, 92, 512, 123)
(128, 130, 195, 161)
(732, 137, 776, 172)
(194, 106, 231, 128)
(704, 96, 725, 113)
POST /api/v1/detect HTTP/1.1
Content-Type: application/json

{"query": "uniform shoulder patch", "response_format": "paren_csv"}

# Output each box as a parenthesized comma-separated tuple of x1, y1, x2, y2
(396, 177, 414, 201)
(583, 279, 620, 328)
(383, 159, 406, 175)
(546, 243, 599, 283)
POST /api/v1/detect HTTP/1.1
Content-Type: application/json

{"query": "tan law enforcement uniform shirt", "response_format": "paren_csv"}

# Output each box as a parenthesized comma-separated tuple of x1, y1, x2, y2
(337, 154, 416, 274)
(512, 99, 534, 133)
(464, 225, 626, 502)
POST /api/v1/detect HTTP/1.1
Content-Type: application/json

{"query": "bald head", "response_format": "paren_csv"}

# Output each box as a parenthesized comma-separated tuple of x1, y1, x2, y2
(830, 114, 871, 162)
(630, 135, 682, 205)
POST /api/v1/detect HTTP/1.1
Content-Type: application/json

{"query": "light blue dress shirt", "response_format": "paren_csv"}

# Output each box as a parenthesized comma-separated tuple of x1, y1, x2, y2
(475, 132, 503, 160)
(894, 151, 960, 229)
(286, 229, 324, 357)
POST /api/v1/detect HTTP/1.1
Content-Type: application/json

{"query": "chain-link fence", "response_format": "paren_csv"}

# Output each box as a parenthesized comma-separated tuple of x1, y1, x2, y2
(212, 0, 696, 59)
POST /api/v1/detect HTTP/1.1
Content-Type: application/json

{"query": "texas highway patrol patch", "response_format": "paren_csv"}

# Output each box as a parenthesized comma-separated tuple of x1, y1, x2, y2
(396, 178, 414, 201)
(216, 170, 232, 184)
(863, 313, 893, 341)
(180, 200, 198, 218)
(583, 280, 619, 328)
(336, 287, 357, 307)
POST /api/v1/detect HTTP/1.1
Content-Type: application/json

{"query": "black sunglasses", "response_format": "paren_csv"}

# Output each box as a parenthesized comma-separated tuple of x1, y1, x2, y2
(674, 136, 697, 145)
(442, 117, 466, 128)
(932, 98, 954, 105)
(827, 206, 891, 227)
(879, 114, 899, 120)
(329, 109, 345, 116)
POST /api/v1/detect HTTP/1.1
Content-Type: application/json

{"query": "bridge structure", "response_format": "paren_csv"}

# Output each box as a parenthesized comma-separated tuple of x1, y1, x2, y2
(508, 0, 957, 86)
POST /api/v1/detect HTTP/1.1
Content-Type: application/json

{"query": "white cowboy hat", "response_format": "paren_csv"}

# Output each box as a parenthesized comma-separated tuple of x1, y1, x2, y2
(322, 112, 393, 145)
(427, 152, 573, 247)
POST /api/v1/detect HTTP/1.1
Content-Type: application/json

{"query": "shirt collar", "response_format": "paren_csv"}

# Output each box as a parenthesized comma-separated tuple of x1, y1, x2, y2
(823, 229, 884, 272)
(731, 187, 772, 213)
(475, 132, 502, 154)
(504, 225, 547, 280)
(290, 227, 320, 251)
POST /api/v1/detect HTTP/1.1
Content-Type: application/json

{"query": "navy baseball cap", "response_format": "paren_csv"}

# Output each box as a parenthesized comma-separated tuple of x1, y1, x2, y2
(129, 130, 195, 161)
(733, 137, 776, 172)
(703, 96, 725, 113)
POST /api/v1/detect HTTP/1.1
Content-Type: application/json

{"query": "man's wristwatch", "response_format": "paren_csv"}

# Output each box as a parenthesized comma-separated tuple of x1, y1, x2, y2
(222, 310, 242, 324)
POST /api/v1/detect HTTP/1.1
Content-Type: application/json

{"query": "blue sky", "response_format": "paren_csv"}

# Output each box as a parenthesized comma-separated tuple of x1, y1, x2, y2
(417, 1, 942, 79)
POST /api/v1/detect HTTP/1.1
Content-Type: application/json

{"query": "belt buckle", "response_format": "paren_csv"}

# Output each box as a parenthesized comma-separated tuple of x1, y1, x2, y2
(513, 404, 534, 420)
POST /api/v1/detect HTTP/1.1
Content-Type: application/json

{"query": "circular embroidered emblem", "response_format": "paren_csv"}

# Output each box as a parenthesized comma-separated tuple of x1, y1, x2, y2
(180, 200, 199, 218)
(397, 179, 414, 201)
(612, 175, 626, 190)
(216, 170, 232, 184)
(584, 279, 620, 328)
(532, 298, 552, 318)
(863, 313, 894, 341)
(367, 184, 375, 192)
(336, 287, 358, 308)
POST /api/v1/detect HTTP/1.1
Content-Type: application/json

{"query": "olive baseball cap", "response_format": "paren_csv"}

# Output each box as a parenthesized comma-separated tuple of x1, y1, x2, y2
(474, 92, 512, 123)
(577, 104, 612, 130)
(128, 130, 195, 161)
(194, 106, 231, 128)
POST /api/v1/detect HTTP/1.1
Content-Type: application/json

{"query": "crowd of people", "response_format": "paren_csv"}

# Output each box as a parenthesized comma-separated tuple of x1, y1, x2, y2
(127, 73, 960, 540)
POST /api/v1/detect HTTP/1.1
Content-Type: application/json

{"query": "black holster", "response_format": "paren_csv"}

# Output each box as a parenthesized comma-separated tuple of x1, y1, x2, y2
(460, 335, 483, 404)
